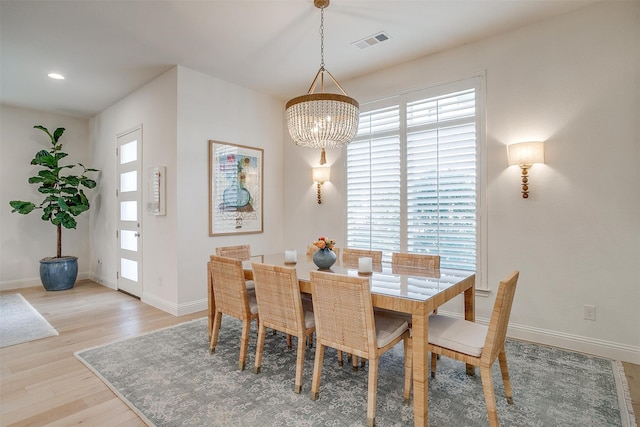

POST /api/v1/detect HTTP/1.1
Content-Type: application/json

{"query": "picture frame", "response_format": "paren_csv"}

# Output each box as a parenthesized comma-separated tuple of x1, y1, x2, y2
(209, 140, 264, 236)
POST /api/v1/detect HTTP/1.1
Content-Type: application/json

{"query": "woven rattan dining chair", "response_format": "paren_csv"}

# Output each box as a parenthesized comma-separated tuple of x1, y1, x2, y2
(340, 248, 384, 369)
(428, 270, 520, 427)
(391, 252, 442, 319)
(208, 255, 259, 371)
(342, 248, 383, 265)
(309, 271, 412, 427)
(251, 263, 315, 393)
(391, 252, 440, 269)
(215, 245, 255, 289)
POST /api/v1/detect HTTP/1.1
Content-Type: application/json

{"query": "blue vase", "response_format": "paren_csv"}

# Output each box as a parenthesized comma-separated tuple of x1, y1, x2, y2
(312, 248, 337, 270)
(39, 256, 78, 291)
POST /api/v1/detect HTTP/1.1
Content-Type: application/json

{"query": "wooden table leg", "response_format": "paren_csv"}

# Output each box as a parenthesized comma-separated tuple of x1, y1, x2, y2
(412, 308, 429, 426)
(464, 275, 476, 376)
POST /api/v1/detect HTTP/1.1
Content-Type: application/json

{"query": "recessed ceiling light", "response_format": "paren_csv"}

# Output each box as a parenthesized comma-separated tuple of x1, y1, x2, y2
(47, 73, 65, 80)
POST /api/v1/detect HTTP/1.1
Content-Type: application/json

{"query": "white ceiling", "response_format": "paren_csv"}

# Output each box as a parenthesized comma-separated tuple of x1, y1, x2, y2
(0, 0, 599, 119)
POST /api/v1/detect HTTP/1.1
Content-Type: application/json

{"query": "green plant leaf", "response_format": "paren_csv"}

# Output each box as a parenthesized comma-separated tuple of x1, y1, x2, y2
(57, 198, 69, 211)
(81, 178, 97, 189)
(52, 127, 65, 143)
(34, 125, 54, 143)
(28, 176, 46, 184)
(38, 187, 58, 194)
(60, 187, 78, 195)
(62, 175, 80, 186)
(68, 204, 89, 216)
(55, 211, 77, 229)
(31, 151, 57, 168)
(9, 200, 35, 214)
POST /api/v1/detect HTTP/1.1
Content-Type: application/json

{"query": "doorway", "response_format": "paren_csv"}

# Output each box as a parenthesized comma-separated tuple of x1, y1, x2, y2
(116, 127, 142, 297)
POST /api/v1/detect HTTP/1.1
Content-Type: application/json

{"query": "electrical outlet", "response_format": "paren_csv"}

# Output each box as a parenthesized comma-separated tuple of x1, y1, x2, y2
(584, 305, 596, 321)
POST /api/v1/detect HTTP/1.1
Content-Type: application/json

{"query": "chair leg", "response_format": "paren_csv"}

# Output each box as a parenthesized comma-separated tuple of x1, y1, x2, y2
(403, 337, 412, 404)
(480, 365, 499, 427)
(498, 349, 514, 404)
(310, 343, 325, 400)
(209, 311, 222, 353)
(294, 334, 306, 394)
(238, 319, 252, 371)
(254, 322, 267, 374)
(366, 357, 379, 427)
(430, 351, 437, 378)
(353, 354, 359, 371)
(337, 350, 344, 366)
(286, 334, 293, 350)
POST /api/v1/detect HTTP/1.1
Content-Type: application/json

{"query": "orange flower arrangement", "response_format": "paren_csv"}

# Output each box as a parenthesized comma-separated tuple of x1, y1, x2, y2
(313, 236, 336, 251)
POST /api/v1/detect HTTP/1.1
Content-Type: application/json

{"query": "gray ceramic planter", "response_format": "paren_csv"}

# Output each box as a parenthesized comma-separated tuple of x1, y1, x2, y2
(39, 256, 78, 291)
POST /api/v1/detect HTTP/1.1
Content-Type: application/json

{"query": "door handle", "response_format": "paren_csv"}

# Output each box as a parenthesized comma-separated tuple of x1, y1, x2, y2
(134, 232, 140, 237)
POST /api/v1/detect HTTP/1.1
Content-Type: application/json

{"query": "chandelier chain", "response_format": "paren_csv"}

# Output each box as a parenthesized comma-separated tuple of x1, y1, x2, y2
(319, 5, 325, 70)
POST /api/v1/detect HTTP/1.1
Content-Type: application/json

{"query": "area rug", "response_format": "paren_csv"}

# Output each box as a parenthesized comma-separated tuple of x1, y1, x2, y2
(0, 293, 59, 348)
(75, 317, 636, 427)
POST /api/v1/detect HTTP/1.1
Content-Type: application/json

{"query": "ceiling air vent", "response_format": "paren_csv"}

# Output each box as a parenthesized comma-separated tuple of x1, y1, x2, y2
(352, 31, 391, 50)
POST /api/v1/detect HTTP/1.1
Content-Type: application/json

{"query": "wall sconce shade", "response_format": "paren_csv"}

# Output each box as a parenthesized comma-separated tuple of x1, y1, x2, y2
(508, 141, 545, 167)
(312, 166, 330, 204)
(507, 141, 545, 199)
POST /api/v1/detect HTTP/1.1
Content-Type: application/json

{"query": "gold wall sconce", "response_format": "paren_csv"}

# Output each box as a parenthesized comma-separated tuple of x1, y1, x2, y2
(507, 141, 545, 198)
(312, 166, 330, 204)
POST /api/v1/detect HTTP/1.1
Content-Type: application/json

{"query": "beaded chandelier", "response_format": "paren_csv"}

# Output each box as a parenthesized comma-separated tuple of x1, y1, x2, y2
(285, 0, 359, 165)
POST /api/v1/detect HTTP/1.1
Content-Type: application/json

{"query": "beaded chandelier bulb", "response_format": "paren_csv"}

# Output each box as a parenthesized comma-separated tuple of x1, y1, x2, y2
(285, 0, 359, 164)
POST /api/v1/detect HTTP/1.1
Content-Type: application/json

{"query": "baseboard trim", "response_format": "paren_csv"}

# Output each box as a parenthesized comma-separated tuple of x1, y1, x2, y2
(1, 272, 91, 292)
(439, 309, 640, 364)
(140, 293, 207, 317)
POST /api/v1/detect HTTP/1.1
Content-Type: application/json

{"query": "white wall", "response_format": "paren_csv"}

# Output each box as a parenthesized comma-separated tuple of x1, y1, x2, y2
(283, 1, 640, 363)
(174, 66, 284, 310)
(87, 66, 283, 315)
(89, 68, 179, 311)
(1, 105, 91, 290)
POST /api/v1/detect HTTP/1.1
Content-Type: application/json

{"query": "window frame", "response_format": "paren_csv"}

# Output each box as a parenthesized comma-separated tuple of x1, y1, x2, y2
(344, 74, 488, 291)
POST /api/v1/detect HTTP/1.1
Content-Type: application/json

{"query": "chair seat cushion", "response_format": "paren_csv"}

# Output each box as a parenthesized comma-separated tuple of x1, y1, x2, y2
(245, 280, 255, 291)
(374, 314, 408, 348)
(301, 298, 315, 329)
(428, 314, 487, 357)
(247, 292, 259, 315)
(304, 310, 315, 329)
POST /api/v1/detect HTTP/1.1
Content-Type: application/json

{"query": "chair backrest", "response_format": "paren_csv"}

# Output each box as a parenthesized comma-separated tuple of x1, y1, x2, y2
(209, 255, 252, 318)
(251, 263, 306, 335)
(215, 245, 251, 261)
(392, 252, 440, 269)
(342, 248, 383, 265)
(310, 271, 376, 357)
(481, 270, 519, 364)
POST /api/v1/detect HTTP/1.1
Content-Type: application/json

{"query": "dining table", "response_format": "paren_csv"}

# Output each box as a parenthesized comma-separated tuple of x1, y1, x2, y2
(207, 250, 476, 427)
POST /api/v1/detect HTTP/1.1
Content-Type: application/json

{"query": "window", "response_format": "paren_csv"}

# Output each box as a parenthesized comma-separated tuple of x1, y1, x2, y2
(346, 76, 485, 285)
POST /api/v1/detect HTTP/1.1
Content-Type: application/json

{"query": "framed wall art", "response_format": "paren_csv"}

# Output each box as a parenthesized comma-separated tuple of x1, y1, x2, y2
(209, 140, 264, 236)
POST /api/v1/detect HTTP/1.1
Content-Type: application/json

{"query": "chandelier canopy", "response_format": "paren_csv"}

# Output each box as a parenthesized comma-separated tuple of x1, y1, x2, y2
(285, 0, 359, 164)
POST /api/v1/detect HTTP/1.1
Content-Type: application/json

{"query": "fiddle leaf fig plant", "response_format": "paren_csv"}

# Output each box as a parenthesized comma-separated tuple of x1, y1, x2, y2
(9, 125, 99, 259)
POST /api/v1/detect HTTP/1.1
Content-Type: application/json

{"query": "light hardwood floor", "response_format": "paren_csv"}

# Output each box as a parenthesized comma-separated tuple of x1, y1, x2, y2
(1, 280, 638, 426)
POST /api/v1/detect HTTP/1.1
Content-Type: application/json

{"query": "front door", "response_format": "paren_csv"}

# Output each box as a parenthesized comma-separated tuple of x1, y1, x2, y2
(116, 128, 142, 297)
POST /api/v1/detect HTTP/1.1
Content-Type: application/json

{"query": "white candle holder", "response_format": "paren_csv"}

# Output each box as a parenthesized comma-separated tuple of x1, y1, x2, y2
(284, 250, 297, 264)
(358, 257, 373, 274)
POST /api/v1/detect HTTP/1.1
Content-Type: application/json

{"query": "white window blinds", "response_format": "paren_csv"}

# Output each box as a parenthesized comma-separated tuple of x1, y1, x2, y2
(346, 77, 483, 273)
